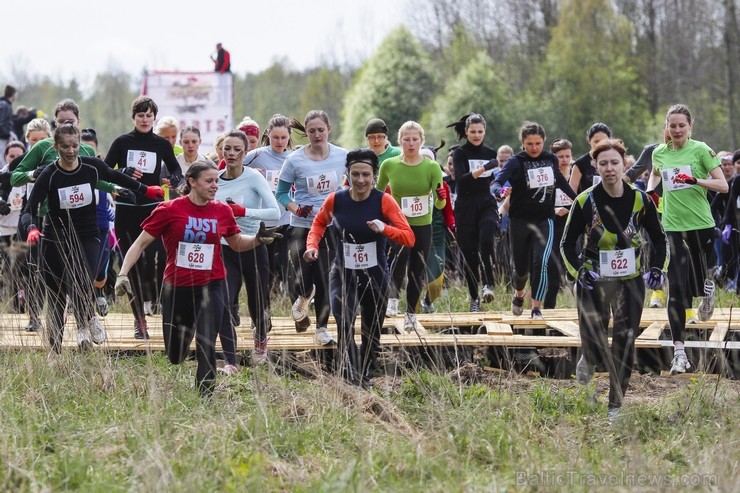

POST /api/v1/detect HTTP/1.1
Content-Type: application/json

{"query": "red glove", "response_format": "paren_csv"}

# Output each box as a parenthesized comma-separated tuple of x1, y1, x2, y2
(145, 185, 164, 201)
(436, 186, 449, 201)
(295, 204, 314, 218)
(27, 227, 41, 245)
(646, 190, 660, 207)
(227, 201, 246, 217)
(674, 173, 697, 185)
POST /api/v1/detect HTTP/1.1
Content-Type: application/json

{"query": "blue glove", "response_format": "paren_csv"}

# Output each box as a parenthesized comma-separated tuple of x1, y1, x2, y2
(578, 267, 600, 290)
(721, 224, 732, 245)
(643, 267, 665, 290)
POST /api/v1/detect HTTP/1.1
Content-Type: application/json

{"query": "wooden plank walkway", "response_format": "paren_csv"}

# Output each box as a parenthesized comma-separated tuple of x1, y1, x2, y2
(1, 307, 738, 352)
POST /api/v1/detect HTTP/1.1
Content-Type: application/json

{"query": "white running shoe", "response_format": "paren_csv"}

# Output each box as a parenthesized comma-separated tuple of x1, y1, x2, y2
(403, 313, 417, 333)
(697, 279, 715, 321)
(576, 355, 594, 385)
(386, 298, 400, 317)
(607, 407, 621, 424)
(482, 285, 494, 303)
(648, 290, 665, 308)
(421, 299, 436, 314)
(253, 338, 269, 365)
(670, 352, 691, 375)
(96, 296, 109, 317)
(77, 326, 92, 350)
(291, 285, 316, 321)
(218, 364, 239, 376)
(143, 301, 154, 316)
(90, 316, 107, 345)
(314, 326, 335, 346)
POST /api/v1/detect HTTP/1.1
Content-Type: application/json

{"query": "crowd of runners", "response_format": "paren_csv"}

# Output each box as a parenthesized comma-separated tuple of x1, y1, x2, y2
(1, 87, 738, 416)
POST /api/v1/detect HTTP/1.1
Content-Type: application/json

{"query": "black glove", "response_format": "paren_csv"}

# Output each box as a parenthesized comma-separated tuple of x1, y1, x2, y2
(0, 199, 10, 216)
(113, 186, 137, 204)
(295, 204, 314, 218)
(255, 222, 283, 245)
(577, 267, 600, 290)
(483, 159, 498, 171)
(122, 167, 138, 177)
(0, 170, 10, 185)
(32, 165, 48, 180)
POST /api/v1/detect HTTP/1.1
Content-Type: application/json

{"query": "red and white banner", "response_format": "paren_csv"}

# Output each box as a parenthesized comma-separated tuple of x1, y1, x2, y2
(141, 71, 233, 154)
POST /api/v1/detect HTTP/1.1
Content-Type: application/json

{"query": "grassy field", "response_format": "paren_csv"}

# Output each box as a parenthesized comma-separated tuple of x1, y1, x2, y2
(0, 279, 738, 491)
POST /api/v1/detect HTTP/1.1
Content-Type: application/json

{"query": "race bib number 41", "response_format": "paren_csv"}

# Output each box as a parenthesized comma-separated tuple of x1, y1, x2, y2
(599, 248, 636, 278)
(306, 171, 338, 195)
(126, 149, 157, 174)
(58, 183, 93, 209)
(176, 242, 215, 271)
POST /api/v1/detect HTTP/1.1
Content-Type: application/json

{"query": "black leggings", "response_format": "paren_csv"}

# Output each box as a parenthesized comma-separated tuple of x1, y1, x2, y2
(544, 214, 568, 308)
(577, 276, 644, 409)
(329, 265, 388, 385)
(220, 243, 270, 365)
(266, 224, 290, 294)
(115, 205, 165, 320)
(666, 228, 714, 343)
(161, 280, 226, 395)
(455, 196, 498, 300)
(41, 235, 99, 353)
(509, 218, 554, 302)
(389, 224, 432, 313)
(288, 226, 333, 328)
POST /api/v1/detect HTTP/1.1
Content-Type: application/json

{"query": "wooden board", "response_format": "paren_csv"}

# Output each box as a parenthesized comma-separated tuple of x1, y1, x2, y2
(638, 322, 666, 340)
(483, 322, 513, 336)
(545, 321, 581, 338)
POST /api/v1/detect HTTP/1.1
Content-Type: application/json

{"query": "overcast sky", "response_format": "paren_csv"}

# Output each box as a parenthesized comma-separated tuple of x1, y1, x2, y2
(2, 0, 403, 90)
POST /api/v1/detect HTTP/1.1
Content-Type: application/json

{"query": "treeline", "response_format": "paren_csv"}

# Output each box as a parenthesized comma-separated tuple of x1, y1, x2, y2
(7, 0, 739, 157)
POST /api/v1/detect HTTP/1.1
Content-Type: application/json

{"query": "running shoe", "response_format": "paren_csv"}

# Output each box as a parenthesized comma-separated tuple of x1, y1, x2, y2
(403, 313, 417, 333)
(90, 316, 106, 345)
(253, 338, 269, 365)
(421, 299, 436, 314)
(295, 315, 311, 333)
(134, 318, 150, 340)
(648, 289, 665, 308)
(77, 326, 92, 350)
(218, 364, 239, 376)
(386, 298, 400, 317)
(697, 279, 715, 321)
(143, 301, 154, 316)
(511, 293, 525, 316)
(291, 285, 316, 321)
(25, 318, 41, 333)
(469, 298, 480, 313)
(531, 307, 543, 320)
(314, 327, 335, 346)
(607, 407, 621, 424)
(670, 351, 691, 375)
(96, 296, 109, 317)
(576, 355, 594, 385)
(482, 285, 494, 303)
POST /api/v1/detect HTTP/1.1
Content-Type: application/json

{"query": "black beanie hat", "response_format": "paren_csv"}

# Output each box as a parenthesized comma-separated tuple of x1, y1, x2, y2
(733, 149, 740, 165)
(365, 118, 388, 136)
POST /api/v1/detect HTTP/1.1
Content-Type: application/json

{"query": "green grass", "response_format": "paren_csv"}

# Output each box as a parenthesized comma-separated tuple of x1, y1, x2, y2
(0, 350, 737, 491)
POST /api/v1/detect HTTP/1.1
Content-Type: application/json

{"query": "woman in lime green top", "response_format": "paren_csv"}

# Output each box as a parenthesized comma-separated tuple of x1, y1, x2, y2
(647, 104, 728, 376)
(376, 121, 446, 332)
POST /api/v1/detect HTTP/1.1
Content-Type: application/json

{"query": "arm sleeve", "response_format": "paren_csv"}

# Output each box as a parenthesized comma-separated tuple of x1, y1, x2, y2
(491, 157, 516, 197)
(104, 138, 122, 169)
(161, 144, 180, 175)
(381, 193, 415, 247)
(275, 179, 293, 209)
(375, 162, 389, 191)
(11, 143, 44, 186)
(441, 182, 455, 228)
(722, 177, 740, 228)
(245, 174, 281, 221)
(560, 198, 587, 279)
(306, 193, 334, 251)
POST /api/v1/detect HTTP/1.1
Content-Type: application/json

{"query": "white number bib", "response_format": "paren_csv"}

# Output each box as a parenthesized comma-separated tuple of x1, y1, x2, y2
(661, 165, 693, 192)
(343, 242, 378, 270)
(306, 171, 338, 195)
(527, 167, 554, 189)
(176, 242, 215, 271)
(9, 186, 25, 211)
(401, 195, 429, 218)
(469, 159, 493, 178)
(126, 149, 157, 174)
(554, 189, 572, 207)
(599, 248, 636, 278)
(58, 183, 93, 209)
(265, 170, 279, 192)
